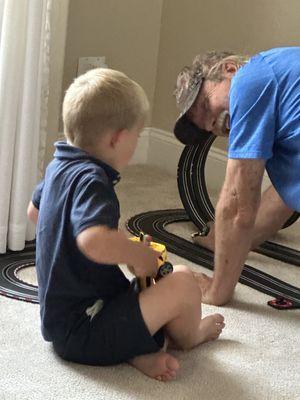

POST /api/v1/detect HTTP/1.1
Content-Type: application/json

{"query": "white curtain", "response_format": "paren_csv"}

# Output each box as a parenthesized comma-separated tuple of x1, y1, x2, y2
(0, 0, 51, 253)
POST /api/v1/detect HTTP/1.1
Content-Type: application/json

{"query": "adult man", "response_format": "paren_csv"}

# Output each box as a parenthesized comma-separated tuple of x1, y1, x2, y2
(173, 48, 300, 305)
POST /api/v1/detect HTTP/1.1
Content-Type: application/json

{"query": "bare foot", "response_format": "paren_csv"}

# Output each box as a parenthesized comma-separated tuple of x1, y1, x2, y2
(198, 314, 225, 343)
(129, 351, 180, 382)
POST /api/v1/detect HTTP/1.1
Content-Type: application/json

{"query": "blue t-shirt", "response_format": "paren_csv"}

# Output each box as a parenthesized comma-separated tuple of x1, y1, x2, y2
(228, 47, 300, 211)
(32, 142, 130, 342)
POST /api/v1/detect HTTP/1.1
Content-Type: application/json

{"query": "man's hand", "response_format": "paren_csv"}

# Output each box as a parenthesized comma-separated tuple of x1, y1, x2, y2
(193, 272, 215, 304)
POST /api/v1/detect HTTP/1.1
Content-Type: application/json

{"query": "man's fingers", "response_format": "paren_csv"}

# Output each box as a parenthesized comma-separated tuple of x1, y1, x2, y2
(194, 271, 211, 283)
(143, 234, 152, 245)
(200, 272, 213, 283)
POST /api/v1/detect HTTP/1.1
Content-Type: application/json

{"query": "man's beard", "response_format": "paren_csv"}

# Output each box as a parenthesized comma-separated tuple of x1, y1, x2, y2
(214, 110, 230, 137)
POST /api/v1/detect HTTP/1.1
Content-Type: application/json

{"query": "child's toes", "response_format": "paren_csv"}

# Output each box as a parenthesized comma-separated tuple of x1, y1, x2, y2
(214, 313, 225, 324)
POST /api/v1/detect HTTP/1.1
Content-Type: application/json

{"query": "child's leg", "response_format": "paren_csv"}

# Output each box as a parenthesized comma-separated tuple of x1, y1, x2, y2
(129, 265, 224, 380)
(139, 265, 224, 348)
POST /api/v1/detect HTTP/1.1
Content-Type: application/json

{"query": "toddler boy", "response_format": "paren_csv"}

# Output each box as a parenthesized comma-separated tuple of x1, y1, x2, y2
(27, 68, 224, 381)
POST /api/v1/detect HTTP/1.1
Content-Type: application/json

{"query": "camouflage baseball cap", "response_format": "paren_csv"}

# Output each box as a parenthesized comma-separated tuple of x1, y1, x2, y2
(173, 64, 212, 145)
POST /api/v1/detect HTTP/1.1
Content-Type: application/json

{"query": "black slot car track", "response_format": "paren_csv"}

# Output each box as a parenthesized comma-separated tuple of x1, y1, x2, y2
(127, 209, 300, 308)
(0, 241, 38, 303)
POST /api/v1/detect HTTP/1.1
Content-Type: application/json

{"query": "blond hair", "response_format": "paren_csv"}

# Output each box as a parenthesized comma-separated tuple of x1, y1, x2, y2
(192, 51, 249, 82)
(63, 68, 149, 146)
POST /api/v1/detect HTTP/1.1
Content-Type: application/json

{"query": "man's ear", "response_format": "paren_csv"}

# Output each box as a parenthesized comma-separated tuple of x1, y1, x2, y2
(222, 62, 238, 78)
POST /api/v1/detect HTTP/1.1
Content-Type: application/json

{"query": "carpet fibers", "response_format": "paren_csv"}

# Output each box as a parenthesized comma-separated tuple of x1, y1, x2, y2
(1, 165, 299, 400)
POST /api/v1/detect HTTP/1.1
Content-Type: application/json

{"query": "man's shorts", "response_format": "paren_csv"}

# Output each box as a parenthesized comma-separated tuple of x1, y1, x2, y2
(52, 281, 165, 366)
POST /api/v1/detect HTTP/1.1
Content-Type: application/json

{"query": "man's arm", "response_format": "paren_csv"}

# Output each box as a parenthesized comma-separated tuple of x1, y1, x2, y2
(202, 159, 265, 305)
(194, 184, 294, 251)
(250, 185, 294, 248)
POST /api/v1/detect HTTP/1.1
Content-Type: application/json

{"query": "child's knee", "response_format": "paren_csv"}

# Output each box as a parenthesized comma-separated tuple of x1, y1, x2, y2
(172, 264, 191, 274)
(168, 266, 202, 304)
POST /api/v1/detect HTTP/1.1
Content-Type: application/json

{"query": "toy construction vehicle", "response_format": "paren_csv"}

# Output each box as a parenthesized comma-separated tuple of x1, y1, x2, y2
(129, 232, 173, 291)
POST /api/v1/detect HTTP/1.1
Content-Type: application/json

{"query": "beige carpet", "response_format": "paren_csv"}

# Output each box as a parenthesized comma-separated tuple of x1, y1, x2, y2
(1, 165, 299, 400)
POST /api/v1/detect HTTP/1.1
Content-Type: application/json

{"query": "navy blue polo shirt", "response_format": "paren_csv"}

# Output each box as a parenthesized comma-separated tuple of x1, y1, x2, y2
(32, 141, 130, 342)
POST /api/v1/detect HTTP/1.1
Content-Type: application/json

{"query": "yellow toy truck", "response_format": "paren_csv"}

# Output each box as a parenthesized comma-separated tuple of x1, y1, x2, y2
(129, 232, 173, 290)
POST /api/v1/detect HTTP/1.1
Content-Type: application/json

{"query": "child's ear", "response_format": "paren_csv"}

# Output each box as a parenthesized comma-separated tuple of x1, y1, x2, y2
(110, 129, 127, 148)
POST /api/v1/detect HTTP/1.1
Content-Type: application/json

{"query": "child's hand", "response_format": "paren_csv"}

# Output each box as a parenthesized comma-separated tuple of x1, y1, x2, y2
(130, 246, 160, 278)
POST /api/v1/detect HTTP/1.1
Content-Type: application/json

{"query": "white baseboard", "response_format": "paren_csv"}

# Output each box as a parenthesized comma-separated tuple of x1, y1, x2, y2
(129, 128, 150, 165)
(132, 127, 271, 193)
(147, 128, 184, 176)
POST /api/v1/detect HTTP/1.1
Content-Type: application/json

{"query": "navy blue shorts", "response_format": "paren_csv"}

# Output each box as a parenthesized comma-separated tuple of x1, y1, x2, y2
(52, 281, 165, 366)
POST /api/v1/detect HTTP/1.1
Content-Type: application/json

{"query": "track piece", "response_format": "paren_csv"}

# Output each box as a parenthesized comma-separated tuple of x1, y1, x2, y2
(127, 209, 300, 308)
(0, 242, 38, 303)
